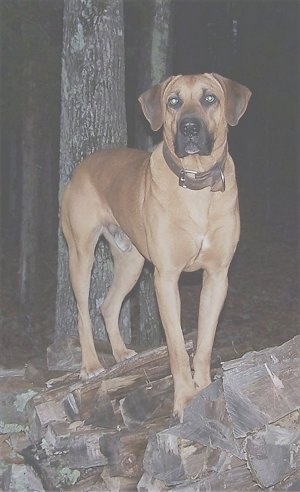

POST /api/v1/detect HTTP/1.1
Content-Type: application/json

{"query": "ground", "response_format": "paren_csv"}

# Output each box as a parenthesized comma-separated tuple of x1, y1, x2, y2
(0, 221, 299, 372)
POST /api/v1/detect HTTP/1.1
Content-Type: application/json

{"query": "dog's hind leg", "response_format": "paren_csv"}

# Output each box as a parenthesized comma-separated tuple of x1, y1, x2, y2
(102, 226, 145, 362)
(61, 193, 104, 379)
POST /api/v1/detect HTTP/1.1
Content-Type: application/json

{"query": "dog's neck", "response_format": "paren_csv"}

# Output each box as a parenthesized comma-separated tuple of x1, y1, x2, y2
(162, 143, 228, 192)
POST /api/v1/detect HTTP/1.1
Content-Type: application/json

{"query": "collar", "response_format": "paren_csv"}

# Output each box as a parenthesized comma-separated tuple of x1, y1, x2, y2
(162, 144, 227, 192)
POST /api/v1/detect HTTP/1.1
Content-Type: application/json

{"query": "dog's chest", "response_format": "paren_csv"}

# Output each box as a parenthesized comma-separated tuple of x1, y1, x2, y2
(183, 233, 211, 271)
(143, 179, 232, 269)
(172, 190, 226, 269)
(178, 224, 211, 270)
(169, 192, 214, 259)
(177, 187, 212, 233)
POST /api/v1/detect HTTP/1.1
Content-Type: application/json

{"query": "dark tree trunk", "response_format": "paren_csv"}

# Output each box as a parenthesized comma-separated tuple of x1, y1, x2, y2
(18, 1, 62, 307)
(0, 4, 2, 282)
(55, 0, 130, 350)
(133, 0, 173, 151)
(19, 78, 40, 305)
(127, 0, 173, 347)
(0, 1, 22, 303)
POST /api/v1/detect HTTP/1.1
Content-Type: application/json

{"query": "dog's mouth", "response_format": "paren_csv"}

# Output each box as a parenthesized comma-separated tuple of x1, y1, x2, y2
(175, 136, 214, 158)
(184, 140, 204, 155)
(175, 117, 214, 158)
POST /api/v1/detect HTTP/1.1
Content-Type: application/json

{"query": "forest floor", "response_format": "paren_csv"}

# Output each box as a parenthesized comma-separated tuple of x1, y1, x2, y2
(0, 221, 299, 374)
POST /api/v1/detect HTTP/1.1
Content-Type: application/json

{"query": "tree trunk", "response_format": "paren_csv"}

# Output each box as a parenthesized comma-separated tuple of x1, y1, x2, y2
(133, 0, 173, 151)
(128, 0, 173, 347)
(0, 3, 3, 288)
(17, 1, 62, 309)
(0, 1, 22, 307)
(55, 0, 130, 352)
(19, 79, 40, 305)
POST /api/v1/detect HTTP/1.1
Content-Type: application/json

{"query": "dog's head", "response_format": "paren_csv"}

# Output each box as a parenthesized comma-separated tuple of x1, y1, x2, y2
(139, 73, 251, 158)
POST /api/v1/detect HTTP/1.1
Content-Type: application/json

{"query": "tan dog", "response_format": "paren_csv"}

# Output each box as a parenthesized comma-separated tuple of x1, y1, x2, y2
(61, 73, 251, 419)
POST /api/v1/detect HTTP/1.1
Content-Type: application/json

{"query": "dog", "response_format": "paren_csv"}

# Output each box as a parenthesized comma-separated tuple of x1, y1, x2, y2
(61, 73, 251, 419)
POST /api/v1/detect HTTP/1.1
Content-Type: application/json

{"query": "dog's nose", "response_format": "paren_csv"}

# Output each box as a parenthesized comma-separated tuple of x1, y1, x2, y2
(180, 118, 201, 137)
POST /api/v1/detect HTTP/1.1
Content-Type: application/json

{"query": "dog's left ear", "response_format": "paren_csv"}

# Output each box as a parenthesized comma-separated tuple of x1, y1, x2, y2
(211, 73, 252, 126)
(138, 76, 175, 131)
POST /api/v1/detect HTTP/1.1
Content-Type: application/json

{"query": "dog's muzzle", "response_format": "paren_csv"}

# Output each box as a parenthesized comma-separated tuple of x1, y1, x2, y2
(175, 116, 214, 158)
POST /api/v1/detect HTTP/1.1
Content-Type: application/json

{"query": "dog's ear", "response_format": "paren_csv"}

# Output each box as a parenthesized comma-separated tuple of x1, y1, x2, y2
(211, 73, 252, 126)
(138, 76, 175, 131)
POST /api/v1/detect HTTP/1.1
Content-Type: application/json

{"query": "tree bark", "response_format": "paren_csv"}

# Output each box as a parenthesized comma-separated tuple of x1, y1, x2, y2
(0, 4, 3, 289)
(128, 0, 173, 347)
(18, 1, 61, 307)
(19, 78, 40, 305)
(55, 0, 130, 347)
(133, 0, 173, 151)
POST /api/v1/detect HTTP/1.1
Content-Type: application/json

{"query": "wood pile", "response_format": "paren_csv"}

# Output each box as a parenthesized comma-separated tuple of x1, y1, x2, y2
(1, 335, 299, 491)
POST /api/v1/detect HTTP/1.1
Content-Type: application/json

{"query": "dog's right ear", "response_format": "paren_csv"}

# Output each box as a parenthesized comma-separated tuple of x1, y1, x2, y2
(138, 76, 175, 131)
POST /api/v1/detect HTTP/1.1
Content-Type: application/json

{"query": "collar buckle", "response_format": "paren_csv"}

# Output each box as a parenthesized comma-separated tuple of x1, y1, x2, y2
(179, 169, 198, 188)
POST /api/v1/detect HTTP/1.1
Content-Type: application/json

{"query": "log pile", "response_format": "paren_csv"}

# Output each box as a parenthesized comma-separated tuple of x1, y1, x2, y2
(0, 335, 299, 491)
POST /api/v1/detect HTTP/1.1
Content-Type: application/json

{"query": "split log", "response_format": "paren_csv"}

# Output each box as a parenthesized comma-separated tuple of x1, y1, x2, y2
(143, 428, 244, 486)
(7, 431, 31, 455)
(70, 340, 194, 389)
(69, 428, 108, 469)
(57, 473, 104, 491)
(78, 388, 120, 428)
(140, 454, 255, 491)
(2, 463, 45, 491)
(0, 431, 32, 485)
(43, 421, 76, 451)
(46, 341, 193, 403)
(139, 339, 300, 490)
(39, 341, 194, 434)
(65, 371, 172, 431)
(25, 342, 193, 450)
(171, 463, 255, 491)
(21, 441, 81, 490)
(245, 422, 300, 487)
(0, 434, 24, 483)
(137, 471, 168, 491)
(273, 467, 300, 491)
(100, 428, 150, 478)
(180, 379, 243, 458)
(5, 335, 300, 490)
(26, 393, 69, 442)
(142, 380, 243, 486)
(222, 335, 300, 438)
(100, 466, 139, 491)
(144, 433, 220, 486)
(69, 375, 144, 429)
(120, 376, 173, 431)
(100, 419, 169, 479)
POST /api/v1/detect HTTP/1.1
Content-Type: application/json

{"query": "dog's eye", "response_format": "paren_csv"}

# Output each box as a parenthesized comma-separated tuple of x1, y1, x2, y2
(168, 96, 181, 109)
(204, 94, 216, 105)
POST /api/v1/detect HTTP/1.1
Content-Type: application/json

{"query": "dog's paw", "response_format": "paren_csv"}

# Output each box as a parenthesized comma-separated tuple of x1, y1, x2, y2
(114, 348, 137, 363)
(80, 365, 105, 381)
(172, 402, 186, 424)
(173, 386, 198, 423)
(193, 373, 211, 392)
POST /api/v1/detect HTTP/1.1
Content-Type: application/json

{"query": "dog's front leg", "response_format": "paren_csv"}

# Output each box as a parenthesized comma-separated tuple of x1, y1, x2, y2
(193, 269, 228, 389)
(154, 268, 196, 420)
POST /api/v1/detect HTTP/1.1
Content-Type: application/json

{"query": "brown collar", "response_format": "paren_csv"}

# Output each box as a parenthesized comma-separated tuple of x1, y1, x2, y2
(162, 144, 227, 192)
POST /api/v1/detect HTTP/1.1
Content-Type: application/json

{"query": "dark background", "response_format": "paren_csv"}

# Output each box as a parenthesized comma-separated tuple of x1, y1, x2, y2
(175, 1, 299, 230)
(126, 0, 299, 233)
